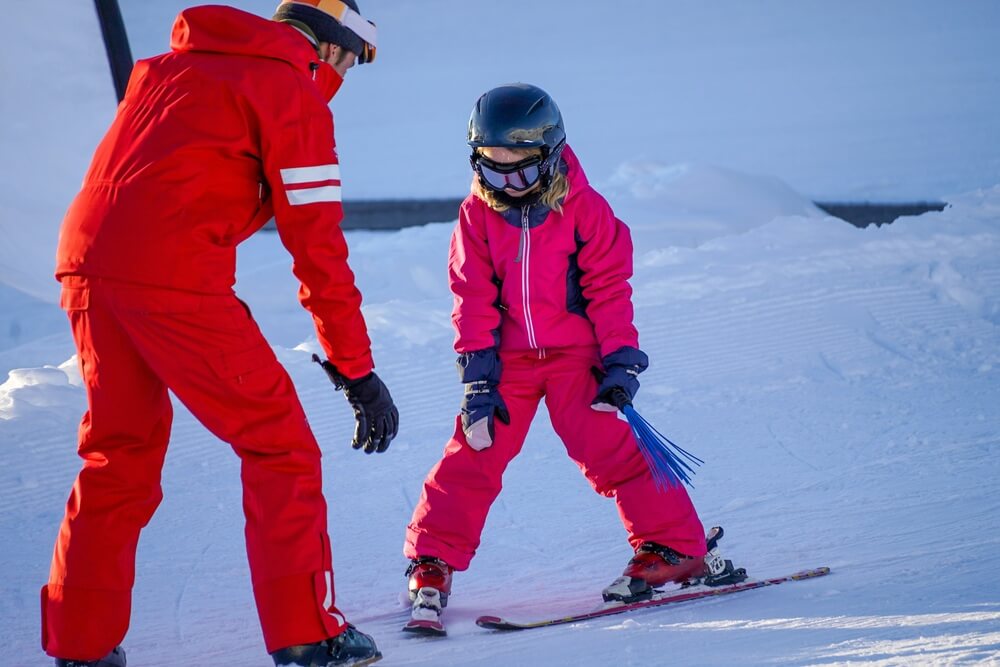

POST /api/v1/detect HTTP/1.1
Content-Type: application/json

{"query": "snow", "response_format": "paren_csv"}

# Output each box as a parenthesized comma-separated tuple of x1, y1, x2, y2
(3, 1, 1000, 665)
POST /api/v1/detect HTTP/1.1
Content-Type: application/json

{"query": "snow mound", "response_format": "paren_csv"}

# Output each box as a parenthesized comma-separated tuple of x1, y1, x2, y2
(0, 360, 80, 421)
(602, 161, 827, 247)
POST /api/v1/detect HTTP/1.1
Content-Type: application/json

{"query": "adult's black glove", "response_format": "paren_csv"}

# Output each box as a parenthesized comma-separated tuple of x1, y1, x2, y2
(591, 346, 649, 412)
(457, 349, 509, 451)
(312, 354, 399, 454)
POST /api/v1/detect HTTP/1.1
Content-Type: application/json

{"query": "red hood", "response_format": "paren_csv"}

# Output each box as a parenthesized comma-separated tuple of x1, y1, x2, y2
(169, 5, 343, 101)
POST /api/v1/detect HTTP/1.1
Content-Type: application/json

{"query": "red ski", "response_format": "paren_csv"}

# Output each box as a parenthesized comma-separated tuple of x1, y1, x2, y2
(402, 617, 446, 637)
(476, 566, 830, 631)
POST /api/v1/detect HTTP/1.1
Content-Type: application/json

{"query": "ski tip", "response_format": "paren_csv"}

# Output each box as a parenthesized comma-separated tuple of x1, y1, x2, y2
(476, 615, 519, 631)
(475, 615, 503, 626)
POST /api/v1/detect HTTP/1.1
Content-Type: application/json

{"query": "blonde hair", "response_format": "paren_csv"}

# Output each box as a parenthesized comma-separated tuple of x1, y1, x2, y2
(473, 147, 569, 214)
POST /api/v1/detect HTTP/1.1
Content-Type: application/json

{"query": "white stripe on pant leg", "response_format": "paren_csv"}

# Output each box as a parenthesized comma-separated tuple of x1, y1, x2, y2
(324, 570, 333, 610)
(280, 164, 340, 185)
(287, 185, 342, 205)
(323, 570, 346, 625)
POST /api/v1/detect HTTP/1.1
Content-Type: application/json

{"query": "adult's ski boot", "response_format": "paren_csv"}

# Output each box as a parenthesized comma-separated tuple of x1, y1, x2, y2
(271, 625, 381, 666)
(54, 646, 126, 667)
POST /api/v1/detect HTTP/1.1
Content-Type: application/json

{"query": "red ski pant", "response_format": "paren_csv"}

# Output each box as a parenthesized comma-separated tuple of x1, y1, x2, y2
(405, 347, 706, 571)
(42, 277, 346, 660)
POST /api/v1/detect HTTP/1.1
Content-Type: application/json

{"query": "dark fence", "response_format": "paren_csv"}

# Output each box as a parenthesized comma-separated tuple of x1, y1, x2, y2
(320, 199, 947, 231)
(814, 201, 946, 228)
(340, 199, 465, 230)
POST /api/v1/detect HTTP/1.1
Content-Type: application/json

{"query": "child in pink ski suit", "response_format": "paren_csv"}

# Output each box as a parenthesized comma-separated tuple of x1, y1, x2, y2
(403, 83, 711, 625)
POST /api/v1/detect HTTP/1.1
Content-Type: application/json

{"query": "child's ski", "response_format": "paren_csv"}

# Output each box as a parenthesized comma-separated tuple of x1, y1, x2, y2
(476, 566, 830, 631)
(402, 617, 446, 637)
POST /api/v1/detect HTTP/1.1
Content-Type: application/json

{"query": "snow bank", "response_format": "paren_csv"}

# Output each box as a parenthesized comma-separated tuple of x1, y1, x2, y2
(0, 360, 80, 421)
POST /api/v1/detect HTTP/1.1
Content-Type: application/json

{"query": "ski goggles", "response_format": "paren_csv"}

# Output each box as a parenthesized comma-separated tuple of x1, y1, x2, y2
(356, 29, 376, 65)
(283, 0, 378, 64)
(471, 153, 544, 193)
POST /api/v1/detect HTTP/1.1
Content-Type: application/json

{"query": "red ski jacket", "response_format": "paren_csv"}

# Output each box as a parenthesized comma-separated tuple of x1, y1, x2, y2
(55, 5, 373, 378)
(450, 146, 639, 358)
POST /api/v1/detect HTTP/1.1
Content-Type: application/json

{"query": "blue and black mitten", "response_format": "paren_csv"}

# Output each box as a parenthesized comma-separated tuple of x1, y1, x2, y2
(457, 349, 509, 450)
(591, 346, 649, 412)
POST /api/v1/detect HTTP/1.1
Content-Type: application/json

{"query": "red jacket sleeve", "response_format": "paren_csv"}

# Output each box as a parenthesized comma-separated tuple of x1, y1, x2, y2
(575, 189, 640, 357)
(449, 198, 502, 354)
(258, 70, 373, 379)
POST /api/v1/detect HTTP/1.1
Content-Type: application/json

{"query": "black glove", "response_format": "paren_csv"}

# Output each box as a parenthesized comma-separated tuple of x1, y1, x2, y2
(312, 354, 399, 454)
(457, 349, 509, 450)
(591, 346, 649, 412)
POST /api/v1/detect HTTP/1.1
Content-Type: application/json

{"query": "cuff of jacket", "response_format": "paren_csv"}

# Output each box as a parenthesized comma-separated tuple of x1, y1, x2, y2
(456, 348, 501, 384)
(602, 345, 649, 373)
(328, 353, 374, 382)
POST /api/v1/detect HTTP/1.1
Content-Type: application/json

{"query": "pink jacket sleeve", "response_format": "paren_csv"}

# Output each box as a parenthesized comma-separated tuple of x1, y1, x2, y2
(575, 190, 640, 357)
(449, 199, 502, 354)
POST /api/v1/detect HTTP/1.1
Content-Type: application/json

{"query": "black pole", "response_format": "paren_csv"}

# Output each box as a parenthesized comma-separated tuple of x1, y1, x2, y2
(93, 0, 134, 103)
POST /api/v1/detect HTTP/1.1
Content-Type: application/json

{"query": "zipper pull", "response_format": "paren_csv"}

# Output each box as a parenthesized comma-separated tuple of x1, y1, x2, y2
(514, 205, 529, 263)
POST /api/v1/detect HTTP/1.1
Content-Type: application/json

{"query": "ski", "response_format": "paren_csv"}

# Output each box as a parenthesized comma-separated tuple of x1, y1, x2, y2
(402, 617, 446, 637)
(475, 566, 830, 631)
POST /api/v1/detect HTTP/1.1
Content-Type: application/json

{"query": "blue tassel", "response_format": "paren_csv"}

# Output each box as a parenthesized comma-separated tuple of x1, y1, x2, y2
(622, 404, 703, 491)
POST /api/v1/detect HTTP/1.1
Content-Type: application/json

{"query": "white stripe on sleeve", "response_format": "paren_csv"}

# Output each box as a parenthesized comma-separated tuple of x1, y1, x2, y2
(287, 185, 342, 205)
(280, 164, 340, 185)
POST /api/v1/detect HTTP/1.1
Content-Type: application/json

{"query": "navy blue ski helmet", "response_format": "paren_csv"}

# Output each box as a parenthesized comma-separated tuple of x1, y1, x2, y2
(468, 83, 566, 157)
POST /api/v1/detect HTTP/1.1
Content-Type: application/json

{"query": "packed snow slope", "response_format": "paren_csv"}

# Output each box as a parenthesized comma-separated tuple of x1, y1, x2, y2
(2, 170, 999, 665)
(2, 1, 1000, 664)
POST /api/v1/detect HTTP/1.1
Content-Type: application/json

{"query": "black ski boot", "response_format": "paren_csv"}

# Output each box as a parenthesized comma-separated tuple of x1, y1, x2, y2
(55, 646, 126, 667)
(271, 625, 381, 667)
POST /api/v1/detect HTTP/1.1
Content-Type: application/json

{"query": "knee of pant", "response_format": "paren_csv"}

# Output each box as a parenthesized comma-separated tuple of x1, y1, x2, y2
(578, 467, 615, 497)
(583, 463, 648, 498)
(430, 465, 503, 500)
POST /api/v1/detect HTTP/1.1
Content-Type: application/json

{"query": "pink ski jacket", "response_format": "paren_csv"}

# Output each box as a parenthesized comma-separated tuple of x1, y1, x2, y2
(55, 6, 373, 378)
(450, 146, 639, 358)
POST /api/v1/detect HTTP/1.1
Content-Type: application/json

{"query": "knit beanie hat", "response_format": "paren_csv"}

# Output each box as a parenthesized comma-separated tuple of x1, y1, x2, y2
(273, 0, 366, 56)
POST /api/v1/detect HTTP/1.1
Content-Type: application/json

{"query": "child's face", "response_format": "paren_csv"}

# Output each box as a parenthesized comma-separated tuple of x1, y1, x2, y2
(478, 147, 543, 197)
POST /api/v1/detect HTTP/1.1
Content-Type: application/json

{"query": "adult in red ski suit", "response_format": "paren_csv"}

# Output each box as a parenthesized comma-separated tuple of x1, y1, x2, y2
(43, 3, 393, 665)
(403, 84, 707, 616)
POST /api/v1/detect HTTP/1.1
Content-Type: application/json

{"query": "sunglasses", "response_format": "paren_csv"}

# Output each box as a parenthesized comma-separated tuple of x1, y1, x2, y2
(472, 153, 544, 193)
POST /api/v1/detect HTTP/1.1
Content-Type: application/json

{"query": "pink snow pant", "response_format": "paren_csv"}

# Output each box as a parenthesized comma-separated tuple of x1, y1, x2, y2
(42, 277, 346, 660)
(405, 347, 706, 571)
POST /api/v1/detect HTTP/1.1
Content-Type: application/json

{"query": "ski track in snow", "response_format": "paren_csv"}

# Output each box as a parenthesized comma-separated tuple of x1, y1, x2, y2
(3, 198, 1000, 665)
